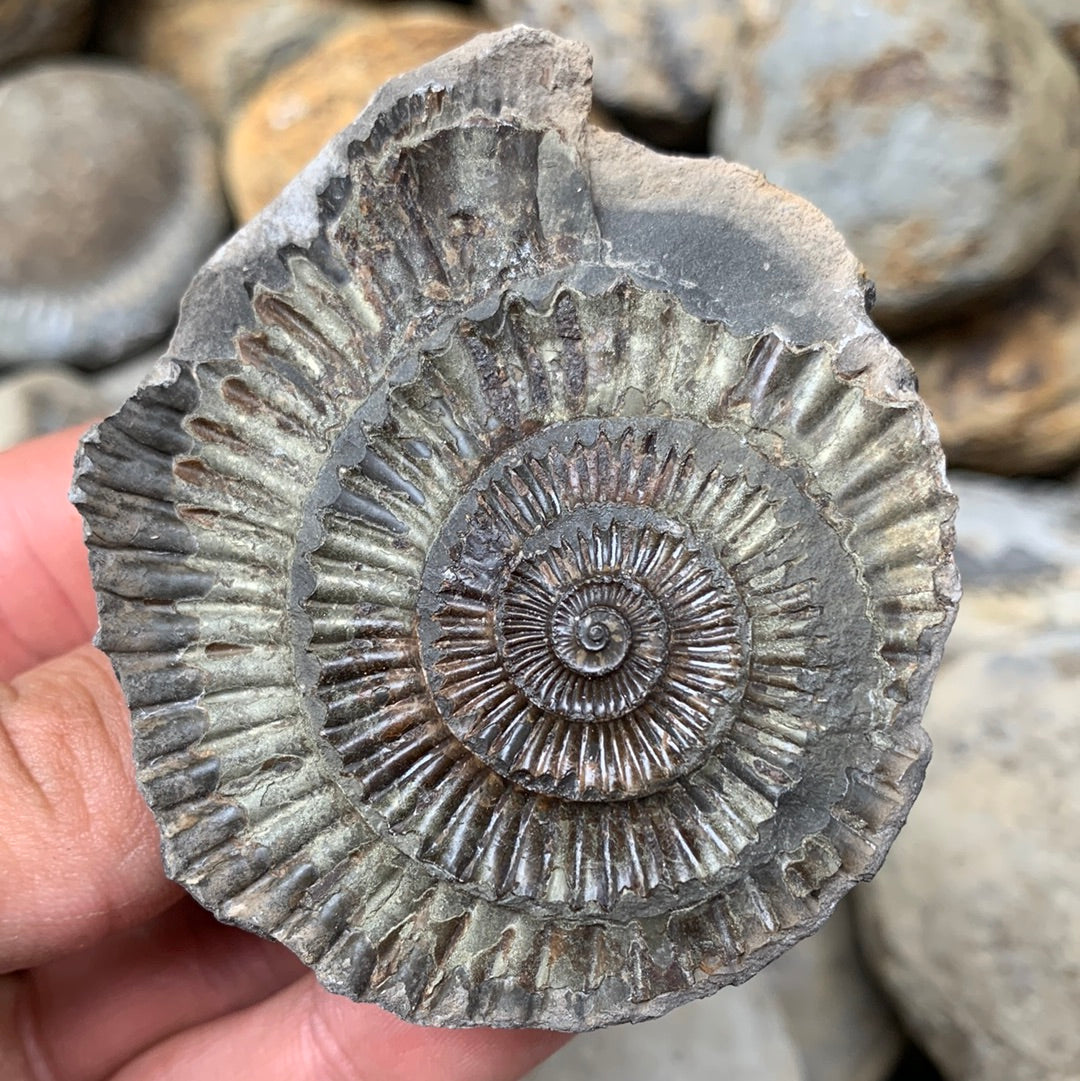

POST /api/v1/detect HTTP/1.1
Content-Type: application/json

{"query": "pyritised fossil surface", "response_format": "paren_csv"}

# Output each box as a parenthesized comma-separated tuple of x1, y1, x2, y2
(73, 29, 960, 1030)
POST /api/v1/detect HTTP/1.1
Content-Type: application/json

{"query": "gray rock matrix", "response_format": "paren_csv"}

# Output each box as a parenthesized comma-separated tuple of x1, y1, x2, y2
(72, 29, 957, 1030)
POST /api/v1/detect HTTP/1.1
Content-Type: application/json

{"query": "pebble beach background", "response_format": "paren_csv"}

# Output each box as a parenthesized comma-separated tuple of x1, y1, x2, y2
(2, 3, 1079, 1080)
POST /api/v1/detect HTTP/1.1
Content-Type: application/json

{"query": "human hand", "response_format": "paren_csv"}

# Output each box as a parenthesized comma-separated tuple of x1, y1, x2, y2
(0, 426, 569, 1081)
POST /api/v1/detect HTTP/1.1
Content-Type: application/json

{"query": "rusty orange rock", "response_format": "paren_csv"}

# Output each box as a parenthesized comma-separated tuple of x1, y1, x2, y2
(98, 0, 359, 123)
(224, 7, 490, 221)
(903, 211, 1080, 476)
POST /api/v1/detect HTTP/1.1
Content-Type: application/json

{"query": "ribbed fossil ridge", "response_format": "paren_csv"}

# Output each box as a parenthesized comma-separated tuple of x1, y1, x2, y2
(73, 29, 959, 1030)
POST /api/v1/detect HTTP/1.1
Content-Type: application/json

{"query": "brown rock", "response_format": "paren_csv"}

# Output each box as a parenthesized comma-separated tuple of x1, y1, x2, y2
(1024, 0, 1080, 60)
(0, 0, 93, 67)
(901, 210, 1080, 476)
(224, 6, 490, 221)
(97, 0, 358, 124)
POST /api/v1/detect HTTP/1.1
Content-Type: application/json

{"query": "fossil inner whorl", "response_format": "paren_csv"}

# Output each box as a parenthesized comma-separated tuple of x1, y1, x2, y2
(301, 287, 882, 917)
(420, 425, 750, 801)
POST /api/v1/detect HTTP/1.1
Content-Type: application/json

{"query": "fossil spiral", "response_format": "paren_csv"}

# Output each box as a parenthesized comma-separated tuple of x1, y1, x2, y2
(73, 29, 959, 1030)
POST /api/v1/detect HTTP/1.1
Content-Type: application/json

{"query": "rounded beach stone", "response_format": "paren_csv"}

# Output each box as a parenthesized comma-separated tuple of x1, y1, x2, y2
(0, 60, 228, 369)
(97, 0, 355, 124)
(901, 210, 1080, 476)
(524, 978, 804, 1081)
(765, 898, 903, 1081)
(224, 6, 489, 220)
(0, 370, 107, 453)
(713, 0, 1080, 332)
(480, 0, 742, 124)
(857, 472, 1080, 1081)
(0, 0, 94, 67)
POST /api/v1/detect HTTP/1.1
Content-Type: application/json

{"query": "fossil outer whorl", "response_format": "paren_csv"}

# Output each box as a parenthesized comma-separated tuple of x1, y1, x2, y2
(72, 29, 959, 1031)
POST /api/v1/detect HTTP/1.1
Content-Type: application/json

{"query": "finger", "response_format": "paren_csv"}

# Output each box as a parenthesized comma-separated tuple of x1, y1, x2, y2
(113, 975, 570, 1081)
(0, 426, 99, 681)
(0, 645, 179, 972)
(9, 897, 306, 1081)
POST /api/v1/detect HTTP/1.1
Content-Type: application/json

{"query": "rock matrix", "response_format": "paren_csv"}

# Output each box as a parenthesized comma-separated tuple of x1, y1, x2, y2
(73, 30, 957, 1030)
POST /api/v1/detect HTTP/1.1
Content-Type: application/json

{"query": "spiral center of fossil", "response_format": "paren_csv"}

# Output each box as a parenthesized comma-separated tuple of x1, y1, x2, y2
(409, 419, 753, 801)
(568, 603, 626, 664)
(503, 572, 669, 720)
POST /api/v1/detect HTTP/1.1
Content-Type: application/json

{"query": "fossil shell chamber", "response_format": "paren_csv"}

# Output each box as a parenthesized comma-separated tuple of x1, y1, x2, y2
(73, 29, 959, 1031)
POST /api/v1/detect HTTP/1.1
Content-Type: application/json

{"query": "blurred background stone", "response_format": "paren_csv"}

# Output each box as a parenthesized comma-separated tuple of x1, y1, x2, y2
(712, 0, 1080, 333)
(857, 472, 1080, 1081)
(0, 0, 95, 67)
(524, 977, 804, 1081)
(1024, 0, 1080, 60)
(0, 60, 227, 369)
(525, 898, 903, 1081)
(224, 5, 489, 220)
(96, 0, 358, 125)
(901, 207, 1080, 476)
(0, 370, 106, 452)
(91, 341, 170, 414)
(480, 0, 744, 134)
(766, 898, 904, 1081)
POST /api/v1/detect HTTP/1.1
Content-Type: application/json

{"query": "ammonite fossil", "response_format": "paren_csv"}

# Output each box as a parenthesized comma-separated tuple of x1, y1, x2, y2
(73, 29, 959, 1031)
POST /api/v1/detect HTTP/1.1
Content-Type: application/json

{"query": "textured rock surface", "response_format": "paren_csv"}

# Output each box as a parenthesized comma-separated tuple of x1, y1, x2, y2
(0, 370, 106, 453)
(98, 0, 356, 124)
(0, 60, 227, 369)
(481, 0, 742, 123)
(713, 0, 1080, 331)
(225, 6, 489, 220)
(901, 210, 1080, 476)
(858, 472, 1080, 1081)
(73, 29, 957, 1030)
(0, 0, 94, 67)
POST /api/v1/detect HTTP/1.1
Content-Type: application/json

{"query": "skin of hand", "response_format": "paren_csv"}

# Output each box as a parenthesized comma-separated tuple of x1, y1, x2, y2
(0, 426, 569, 1081)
